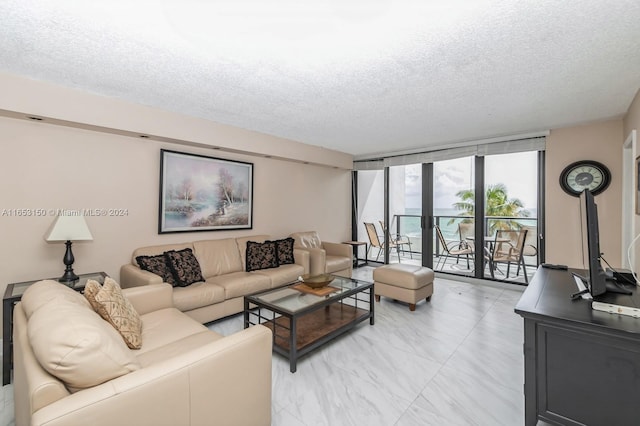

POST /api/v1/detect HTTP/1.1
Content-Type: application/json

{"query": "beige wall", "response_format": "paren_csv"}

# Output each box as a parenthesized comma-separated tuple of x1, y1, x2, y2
(545, 119, 624, 268)
(0, 74, 352, 321)
(623, 89, 640, 271)
(0, 72, 353, 170)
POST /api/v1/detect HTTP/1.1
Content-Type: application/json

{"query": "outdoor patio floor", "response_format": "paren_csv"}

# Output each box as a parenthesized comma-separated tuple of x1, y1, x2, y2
(363, 251, 536, 286)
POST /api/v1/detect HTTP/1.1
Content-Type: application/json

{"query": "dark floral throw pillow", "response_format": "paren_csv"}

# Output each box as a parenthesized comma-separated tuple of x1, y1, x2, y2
(275, 237, 295, 265)
(246, 241, 278, 272)
(164, 248, 204, 287)
(136, 254, 178, 287)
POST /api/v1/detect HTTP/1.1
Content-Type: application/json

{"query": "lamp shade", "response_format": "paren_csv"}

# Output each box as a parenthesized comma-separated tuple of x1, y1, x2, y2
(44, 214, 93, 242)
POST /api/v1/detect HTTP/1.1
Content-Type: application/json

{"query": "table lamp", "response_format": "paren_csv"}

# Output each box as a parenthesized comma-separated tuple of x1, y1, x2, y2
(44, 214, 93, 285)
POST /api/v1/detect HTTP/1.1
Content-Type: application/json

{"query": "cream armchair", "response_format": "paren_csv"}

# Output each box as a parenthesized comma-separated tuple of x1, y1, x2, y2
(13, 281, 272, 426)
(289, 231, 352, 278)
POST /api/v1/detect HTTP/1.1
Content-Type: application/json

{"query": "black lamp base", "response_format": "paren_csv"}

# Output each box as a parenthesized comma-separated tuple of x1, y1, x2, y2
(58, 274, 79, 287)
(58, 240, 79, 287)
(58, 278, 79, 288)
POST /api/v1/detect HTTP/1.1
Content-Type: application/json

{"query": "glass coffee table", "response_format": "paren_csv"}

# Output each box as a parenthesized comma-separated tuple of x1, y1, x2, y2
(244, 276, 374, 373)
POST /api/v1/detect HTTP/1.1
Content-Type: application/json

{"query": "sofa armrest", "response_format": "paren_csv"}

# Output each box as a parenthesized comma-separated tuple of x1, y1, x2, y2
(120, 264, 163, 288)
(30, 326, 273, 426)
(322, 241, 353, 259)
(122, 283, 174, 315)
(293, 248, 310, 275)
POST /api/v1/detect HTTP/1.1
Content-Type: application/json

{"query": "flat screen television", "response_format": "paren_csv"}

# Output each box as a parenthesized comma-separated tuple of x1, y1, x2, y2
(579, 189, 631, 296)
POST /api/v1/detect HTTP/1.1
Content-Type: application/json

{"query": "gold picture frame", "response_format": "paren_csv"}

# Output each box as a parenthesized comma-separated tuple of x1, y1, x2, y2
(159, 149, 254, 233)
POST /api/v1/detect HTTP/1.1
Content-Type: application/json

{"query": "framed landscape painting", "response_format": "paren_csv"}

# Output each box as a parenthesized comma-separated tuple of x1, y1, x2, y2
(159, 149, 253, 233)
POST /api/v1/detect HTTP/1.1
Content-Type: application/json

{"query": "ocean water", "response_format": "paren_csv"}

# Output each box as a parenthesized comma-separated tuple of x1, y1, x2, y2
(396, 208, 461, 239)
(395, 208, 536, 240)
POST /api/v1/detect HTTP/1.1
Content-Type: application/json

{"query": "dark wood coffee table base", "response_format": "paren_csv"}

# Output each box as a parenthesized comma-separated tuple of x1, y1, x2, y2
(264, 304, 369, 351)
(244, 278, 374, 373)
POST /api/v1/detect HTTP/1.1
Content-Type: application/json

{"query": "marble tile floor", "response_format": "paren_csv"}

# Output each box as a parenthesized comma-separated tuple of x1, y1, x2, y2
(0, 266, 532, 426)
(211, 266, 529, 425)
(0, 384, 13, 426)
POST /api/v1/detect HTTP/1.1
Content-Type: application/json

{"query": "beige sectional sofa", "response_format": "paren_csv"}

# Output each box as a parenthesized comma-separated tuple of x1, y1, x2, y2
(14, 280, 272, 426)
(120, 235, 309, 323)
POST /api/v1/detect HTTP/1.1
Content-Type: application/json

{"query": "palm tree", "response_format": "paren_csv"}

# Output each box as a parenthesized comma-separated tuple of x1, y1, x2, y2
(450, 183, 530, 234)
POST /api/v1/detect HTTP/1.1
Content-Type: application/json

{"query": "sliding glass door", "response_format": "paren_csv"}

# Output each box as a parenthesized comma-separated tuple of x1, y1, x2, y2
(432, 157, 475, 277)
(482, 151, 540, 283)
(356, 170, 385, 263)
(353, 143, 544, 285)
(388, 164, 422, 264)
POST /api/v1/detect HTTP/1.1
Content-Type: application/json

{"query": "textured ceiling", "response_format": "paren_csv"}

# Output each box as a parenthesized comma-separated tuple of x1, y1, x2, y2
(1, 1, 640, 158)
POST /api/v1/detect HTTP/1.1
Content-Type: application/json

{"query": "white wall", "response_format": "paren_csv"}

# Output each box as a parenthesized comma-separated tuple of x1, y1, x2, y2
(0, 74, 353, 320)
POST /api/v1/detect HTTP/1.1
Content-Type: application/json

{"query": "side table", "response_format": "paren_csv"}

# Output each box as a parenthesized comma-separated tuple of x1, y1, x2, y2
(3, 272, 107, 385)
(342, 241, 369, 268)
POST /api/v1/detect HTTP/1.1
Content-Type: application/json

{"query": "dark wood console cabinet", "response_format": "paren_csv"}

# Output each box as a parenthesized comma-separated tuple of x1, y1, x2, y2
(515, 267, 640, 426)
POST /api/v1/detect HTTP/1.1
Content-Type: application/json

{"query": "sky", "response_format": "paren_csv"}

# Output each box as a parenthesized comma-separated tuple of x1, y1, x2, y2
(403, 151, 539, 213)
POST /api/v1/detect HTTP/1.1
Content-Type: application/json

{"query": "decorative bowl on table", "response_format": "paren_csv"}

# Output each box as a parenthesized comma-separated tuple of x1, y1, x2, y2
(299, 274, 334, 289)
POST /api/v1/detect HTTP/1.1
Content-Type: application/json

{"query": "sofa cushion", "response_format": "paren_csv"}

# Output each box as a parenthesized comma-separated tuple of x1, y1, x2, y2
(246, 240, 278, 272)
(207, 272, 271, 299)
(254, 263, 305, 288)
(136, 330, 223, 367)
(290, 231, 322, 249)
(85, 277, 143, 349)
(136, 253, 178, 287)
(21, 280, 91, 319)
(165, 248, 204, 287)
(275, 237, 295, 265)
(135, 307, 209, 356)
(27, 294, 140, 392)
(193, 238, 243, 278)
(172, 281, 226, 312)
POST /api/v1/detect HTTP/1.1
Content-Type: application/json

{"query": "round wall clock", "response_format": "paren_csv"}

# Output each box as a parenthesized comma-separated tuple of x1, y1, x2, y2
(559, 160, 611, 197)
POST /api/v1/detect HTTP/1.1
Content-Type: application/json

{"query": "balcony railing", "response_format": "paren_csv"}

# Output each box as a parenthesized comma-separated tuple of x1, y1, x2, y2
(373, 213, 539, 267)
(364, 214, 538, 284)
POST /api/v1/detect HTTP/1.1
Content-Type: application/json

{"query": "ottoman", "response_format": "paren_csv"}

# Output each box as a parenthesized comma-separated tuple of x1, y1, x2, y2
(373, 264, 434, 311)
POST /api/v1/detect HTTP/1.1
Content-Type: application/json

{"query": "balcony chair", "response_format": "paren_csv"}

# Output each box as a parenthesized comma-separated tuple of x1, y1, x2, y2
(458, 222, 474, 241)
(520, 225, 538, 272)
(364, 222, 400, 262)
(456, 222, 503, 275)
(434, 225, 474, 271)
(490, 229, 529, 283)
(379, 219, 413, 259)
